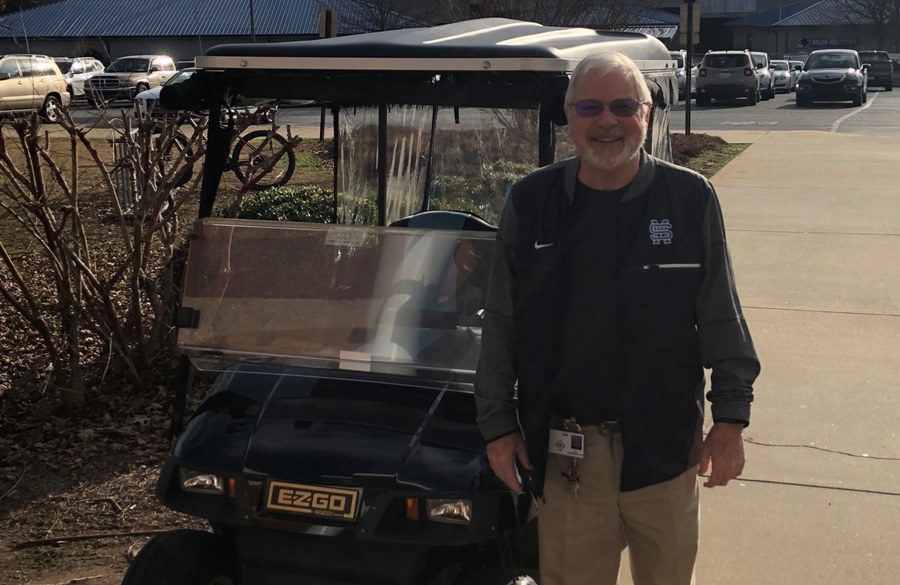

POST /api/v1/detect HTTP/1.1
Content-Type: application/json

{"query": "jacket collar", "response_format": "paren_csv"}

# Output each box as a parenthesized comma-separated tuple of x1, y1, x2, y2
(563, 149, 658, 204)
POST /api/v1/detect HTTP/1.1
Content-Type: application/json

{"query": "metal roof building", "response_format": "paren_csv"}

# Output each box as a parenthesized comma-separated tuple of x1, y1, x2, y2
(0, 0, 419, 62)
(724, 0, 897, 55)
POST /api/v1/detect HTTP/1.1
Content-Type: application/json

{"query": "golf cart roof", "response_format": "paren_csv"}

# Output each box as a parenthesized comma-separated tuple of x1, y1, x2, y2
(198, 18, 675, 73)
(168, 19, 677, 111)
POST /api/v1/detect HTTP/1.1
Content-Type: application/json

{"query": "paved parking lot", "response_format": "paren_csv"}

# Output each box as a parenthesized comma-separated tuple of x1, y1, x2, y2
(670, 88, 900, 138)
(66, 87, 900, 140)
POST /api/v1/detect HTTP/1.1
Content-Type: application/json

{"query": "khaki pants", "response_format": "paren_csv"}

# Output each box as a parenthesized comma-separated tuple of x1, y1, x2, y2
(537, 425, 699, 585)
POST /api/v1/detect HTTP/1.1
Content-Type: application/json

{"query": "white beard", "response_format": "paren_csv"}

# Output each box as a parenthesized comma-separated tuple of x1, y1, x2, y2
(576, 124, 647, 170)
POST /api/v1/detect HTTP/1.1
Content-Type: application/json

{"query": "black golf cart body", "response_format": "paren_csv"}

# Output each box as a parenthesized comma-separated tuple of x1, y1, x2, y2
(149, 18, 676, 585)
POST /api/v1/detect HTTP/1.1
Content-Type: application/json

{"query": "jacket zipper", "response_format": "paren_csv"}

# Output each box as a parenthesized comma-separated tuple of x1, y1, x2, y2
(641, 263, 702, 270)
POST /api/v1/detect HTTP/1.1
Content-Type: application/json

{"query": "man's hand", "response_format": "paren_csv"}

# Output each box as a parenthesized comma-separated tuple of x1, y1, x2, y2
(698, 422, 745, 488)
(486, 433, 533, 493)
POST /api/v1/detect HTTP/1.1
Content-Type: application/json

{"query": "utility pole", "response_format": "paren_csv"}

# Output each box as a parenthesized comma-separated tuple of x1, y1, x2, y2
(680, 0, 700, 134)
(248, 0, 257, 42)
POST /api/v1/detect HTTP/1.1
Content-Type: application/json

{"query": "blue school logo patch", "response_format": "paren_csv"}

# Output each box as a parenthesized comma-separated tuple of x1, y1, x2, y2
(649, 219, 673, 245)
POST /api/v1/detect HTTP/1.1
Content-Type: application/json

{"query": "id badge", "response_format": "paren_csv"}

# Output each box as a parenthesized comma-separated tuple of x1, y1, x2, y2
(548, 428, 584, 459)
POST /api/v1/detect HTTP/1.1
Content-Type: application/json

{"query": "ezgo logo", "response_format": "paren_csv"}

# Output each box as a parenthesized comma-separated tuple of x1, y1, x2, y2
(266, 481, 360, 520)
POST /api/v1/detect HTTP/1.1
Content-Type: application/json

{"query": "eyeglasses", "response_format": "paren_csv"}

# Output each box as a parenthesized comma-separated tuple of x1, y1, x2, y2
(568, 99, 647, 118)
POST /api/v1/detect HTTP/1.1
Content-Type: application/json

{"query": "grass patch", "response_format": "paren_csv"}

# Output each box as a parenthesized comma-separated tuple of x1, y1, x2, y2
(671, 132, 749, 178)
(683, 142, 749, 178)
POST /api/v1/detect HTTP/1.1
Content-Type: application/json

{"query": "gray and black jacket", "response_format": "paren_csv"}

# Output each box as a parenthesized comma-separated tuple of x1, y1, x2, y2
(474, 151, 760, 494)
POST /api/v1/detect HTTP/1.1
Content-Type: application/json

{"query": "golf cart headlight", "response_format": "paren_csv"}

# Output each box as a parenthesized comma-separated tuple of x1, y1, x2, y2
(427, 499, 472, 525)
(179, 468, 224, 494)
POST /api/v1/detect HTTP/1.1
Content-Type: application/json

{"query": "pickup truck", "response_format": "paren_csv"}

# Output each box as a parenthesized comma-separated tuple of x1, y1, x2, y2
(858, 51, 893, 91)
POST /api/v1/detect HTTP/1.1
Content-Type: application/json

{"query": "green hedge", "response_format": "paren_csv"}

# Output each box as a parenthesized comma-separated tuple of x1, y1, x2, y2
(429, 160, 532, 222)
(216, 186, 335, 223)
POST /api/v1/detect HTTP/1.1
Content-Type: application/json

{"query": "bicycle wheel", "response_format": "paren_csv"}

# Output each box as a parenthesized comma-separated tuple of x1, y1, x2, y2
(231, 129, 296, 190)
(158, 133, 194, 189)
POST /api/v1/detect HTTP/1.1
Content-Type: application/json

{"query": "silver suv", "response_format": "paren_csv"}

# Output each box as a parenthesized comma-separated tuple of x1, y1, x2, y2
(695, 51, 760, 106)
(750, 51, 776, 100)
(0, 54, 71, 122)
(54, 56, 105, 100)
(85, 54, 176, 106)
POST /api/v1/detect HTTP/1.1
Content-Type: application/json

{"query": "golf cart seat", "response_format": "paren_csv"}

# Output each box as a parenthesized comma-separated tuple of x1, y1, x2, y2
(389, 210, 497, 232)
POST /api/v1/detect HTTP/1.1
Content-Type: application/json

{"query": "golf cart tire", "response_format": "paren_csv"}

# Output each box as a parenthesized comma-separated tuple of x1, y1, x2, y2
(231, 129, 297, 190)
(121, 529, 236, 585)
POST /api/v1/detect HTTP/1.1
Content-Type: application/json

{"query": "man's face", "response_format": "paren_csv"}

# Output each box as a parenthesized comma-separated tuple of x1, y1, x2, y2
(565, 70, 650, 172)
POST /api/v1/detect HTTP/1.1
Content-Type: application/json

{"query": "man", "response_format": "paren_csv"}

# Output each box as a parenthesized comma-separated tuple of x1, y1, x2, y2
(474, 52, 760, 585)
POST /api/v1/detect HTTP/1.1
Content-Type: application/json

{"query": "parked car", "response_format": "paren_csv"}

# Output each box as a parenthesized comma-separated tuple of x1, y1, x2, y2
(53, 56, 104, 100)
(669, 50, 698, 100)
(789, 60, 805, 74)
(695, 50, 760, 105)
(85, 54, 176, 106)
(132, 18, 679, 585)
(857, 50, 893, 91)
(796, 49, 868, 106)
(771, 60, 797, 92)
(890, 54, 900, 84)
(176, 59, 195, 70)
(134, 68, 276, 126)
(750, 51, 775, 100)
(0, 53, 71, 122)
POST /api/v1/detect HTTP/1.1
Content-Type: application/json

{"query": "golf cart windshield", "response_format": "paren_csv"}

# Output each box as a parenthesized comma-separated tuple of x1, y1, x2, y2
(339, 105, 536, 226)
(178, 220, 495, 380)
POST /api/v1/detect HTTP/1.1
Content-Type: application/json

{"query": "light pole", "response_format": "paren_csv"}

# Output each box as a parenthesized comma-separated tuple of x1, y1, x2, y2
(248, 0, 257, 42)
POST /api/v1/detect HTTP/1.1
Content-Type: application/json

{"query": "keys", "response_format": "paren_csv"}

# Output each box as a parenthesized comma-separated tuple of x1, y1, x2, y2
(562, 457, 580, 499)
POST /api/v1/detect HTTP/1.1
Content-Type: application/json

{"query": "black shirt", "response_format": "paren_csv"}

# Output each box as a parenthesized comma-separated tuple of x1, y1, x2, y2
(553, 180, 630, 424)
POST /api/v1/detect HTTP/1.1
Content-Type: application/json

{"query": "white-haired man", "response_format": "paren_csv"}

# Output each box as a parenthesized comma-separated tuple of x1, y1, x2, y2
(474, 52, 760, 584)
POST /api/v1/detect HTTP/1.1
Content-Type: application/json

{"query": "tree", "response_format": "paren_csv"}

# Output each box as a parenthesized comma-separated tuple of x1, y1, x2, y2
(0, 106, 298, 414)
(836, 0, 898, 50)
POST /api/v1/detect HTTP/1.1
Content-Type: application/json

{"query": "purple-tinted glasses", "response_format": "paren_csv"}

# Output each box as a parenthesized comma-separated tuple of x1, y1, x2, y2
(569, 99, 646, 118)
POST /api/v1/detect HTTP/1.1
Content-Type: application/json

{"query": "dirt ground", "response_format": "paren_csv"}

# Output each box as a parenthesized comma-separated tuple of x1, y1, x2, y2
(0, 379, 210, 585)
(0, 128, 740, 585)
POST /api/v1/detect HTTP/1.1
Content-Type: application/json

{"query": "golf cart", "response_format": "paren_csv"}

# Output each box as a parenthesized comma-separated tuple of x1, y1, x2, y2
(127, 18, 677, 585)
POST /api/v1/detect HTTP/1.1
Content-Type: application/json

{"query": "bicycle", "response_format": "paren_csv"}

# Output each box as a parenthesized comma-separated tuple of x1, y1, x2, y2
(157, 106, 297, 190)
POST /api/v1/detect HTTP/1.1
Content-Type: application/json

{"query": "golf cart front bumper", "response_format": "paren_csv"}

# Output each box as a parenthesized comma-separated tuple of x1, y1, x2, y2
(157, 455, 518, 547)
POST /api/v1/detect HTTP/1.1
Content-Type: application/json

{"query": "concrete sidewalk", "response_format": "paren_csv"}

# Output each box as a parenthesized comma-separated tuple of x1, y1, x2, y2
(621, 130, 900, 584)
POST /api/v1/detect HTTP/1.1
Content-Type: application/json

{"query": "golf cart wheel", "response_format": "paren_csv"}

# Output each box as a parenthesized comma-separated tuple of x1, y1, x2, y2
(40, 95, 62, 123)
(122, 529, 236, 585)
(231, 129, 296, 190)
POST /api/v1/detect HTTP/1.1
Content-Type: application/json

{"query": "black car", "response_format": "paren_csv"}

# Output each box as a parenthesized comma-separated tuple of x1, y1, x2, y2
(796, 49, 868, 106)
(857, 51, 893, 91)
(126, 18, 679, 585)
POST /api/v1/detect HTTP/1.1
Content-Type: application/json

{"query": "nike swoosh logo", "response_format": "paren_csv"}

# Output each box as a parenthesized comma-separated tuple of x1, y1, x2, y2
(534, 241, 555, 250)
